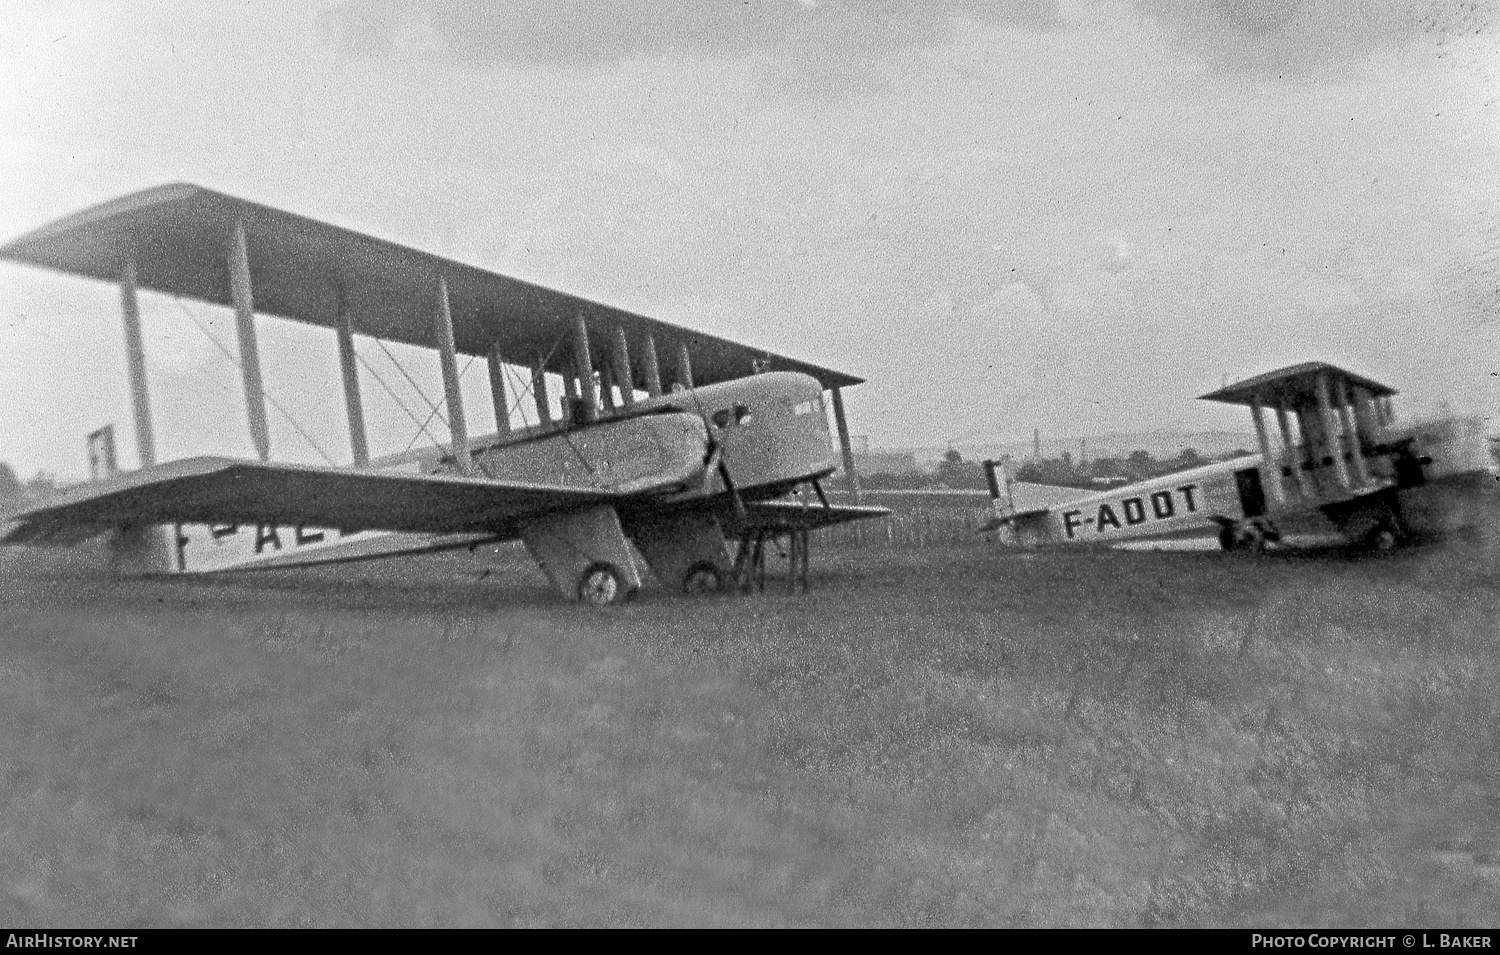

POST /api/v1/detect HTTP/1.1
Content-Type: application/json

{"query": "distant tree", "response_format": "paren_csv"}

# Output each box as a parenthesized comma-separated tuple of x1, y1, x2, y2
(1014, 454, 1096, 490)
(1089, 456, 1123, 478)
(0, 461, 19, 501)
(25, 471, 57, 495)
(1125, 450, 1157, 479)
(1176, 447, 1205, 469)
(863, 470, 934, 491)
(934, 449, 988, 489)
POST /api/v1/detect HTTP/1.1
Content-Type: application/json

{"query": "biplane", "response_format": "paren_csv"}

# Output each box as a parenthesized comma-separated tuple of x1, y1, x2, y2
(981, 362, 1497, 551)
(0, 184, 888, 604)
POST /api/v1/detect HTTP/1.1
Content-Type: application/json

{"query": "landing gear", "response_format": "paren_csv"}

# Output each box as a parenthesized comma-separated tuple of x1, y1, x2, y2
(1333, 495, 1408, 553)
(1217, 525, 1240, 552)
(730, 526, 811, 593)
(682, 561, 726, 595)
(577, 562, 634, 606)
(1218, 517, 1279, 553)
(1363, 520, 1403, 553)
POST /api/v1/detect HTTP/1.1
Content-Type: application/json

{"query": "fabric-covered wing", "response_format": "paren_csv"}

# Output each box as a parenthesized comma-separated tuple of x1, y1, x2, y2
(0, 456, 622, 546)
(0, 183, 861, 390)
(730, 499, 890, 533)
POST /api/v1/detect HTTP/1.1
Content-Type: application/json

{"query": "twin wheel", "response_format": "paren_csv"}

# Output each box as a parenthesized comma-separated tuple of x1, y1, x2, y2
(1217, 511, 1405, 553)
(1217, 517, 1281, 553)
(574, 560, 726, 606)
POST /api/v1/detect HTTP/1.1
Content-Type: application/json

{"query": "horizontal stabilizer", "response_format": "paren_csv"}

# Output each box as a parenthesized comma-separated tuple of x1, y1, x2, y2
(978, 506, 1051, 533)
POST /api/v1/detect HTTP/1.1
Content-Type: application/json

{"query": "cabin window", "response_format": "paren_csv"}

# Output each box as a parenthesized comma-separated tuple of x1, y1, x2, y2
(711, 405, 755, 429)
(792, 399, 818, 416)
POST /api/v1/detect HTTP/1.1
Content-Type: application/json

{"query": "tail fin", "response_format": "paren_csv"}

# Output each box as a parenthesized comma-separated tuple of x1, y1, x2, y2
(86, 425, 178, 574)
(980, 458, 1021, 542)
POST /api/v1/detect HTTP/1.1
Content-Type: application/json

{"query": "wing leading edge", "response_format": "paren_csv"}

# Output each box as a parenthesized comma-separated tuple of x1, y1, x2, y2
(0, 456, 645, 547)
(0, 183, 862, 391)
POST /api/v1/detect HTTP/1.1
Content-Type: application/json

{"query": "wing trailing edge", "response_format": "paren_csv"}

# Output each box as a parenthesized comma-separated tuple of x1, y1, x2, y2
(0, 456, 661, 546)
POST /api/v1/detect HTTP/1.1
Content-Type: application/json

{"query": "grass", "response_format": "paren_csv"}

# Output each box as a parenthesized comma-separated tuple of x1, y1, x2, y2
(3, 535, 1500, 926)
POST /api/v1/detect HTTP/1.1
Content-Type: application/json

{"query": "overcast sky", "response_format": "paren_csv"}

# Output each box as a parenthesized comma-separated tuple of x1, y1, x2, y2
(2, 0, 1498, 478)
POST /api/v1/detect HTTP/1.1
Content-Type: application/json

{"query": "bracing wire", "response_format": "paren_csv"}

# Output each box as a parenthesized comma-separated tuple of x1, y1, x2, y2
(401, 355, 476, 455)
(373, 336, 447, 418)
(168, 297, 339, 466)
(481, 331, 600, 481)
(351, 348, 448, 449)
(501, 362, 537, 430)
(496, 333, 571, 432)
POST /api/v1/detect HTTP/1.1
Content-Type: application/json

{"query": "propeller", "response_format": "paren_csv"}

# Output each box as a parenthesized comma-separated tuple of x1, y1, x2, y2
(701, 435, 748, 521)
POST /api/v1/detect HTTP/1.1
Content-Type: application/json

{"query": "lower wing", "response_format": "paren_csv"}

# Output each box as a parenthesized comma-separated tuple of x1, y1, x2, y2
(0, 455, 643, 548)
(730, 499, 890, 533)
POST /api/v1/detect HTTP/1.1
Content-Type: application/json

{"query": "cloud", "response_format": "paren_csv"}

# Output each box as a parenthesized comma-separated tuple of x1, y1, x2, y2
(320, 1, 1063, 81)
(1132, 0, 1500, 73)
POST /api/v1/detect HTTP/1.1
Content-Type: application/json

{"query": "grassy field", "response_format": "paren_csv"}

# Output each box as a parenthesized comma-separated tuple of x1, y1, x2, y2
(3, 536, 1500, 927)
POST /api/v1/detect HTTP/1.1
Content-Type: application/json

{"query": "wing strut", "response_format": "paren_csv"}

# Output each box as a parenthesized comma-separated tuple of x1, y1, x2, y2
(119, 256, 156, 467)
(641, 333, 663, 397)
(1248, 396, 1285, 506)
(1314, 371, 1352, 492)
(676, 341, 694, 390)
(611, 325, 635, 409)
(529, 360, 553, 427)
(1275, 407, 1311, 497)
(433, 274, 472, 474)
(572, 315, 600, 423)
(229, 219, 271, 462)
(486, 344, 511, 437)
(829, 387, 863, 503)
(335, 290, 371, 466)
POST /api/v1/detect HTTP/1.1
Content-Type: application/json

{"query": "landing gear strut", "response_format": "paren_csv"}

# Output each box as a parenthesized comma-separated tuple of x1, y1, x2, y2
(1331, 494, 1409, 553)
(730, 526, 811, 593)
(1217, 517, 1280, 553)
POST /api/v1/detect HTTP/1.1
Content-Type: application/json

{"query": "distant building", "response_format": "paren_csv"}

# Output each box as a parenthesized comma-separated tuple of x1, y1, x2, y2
(830, 436, 920, 478)
(853, 450, 920, 477)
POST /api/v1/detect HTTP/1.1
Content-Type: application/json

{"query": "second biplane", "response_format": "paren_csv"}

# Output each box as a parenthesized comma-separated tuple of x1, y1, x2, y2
(981, 362, 1496, 552)
(0, 184, 887, 604)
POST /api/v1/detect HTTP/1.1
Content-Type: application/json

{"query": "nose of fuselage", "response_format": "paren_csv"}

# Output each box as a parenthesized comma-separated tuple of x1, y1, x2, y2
(713, 388, 838, 491)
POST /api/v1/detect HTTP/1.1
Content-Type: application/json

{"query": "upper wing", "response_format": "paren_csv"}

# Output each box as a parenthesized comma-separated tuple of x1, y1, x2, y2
(0, 456, 627, 546)
(0, 183, 861, 391)
(1198, 361, 1397, 406)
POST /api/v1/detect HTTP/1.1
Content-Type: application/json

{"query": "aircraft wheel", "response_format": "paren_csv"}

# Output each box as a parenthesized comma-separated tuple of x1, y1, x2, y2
(1219, 520, 1269, 553)
(1365, 523, 1402, 552)
(577, 562, 629, 606)
(1218, 525, 1239, 552)
(682, 561, 725, 595)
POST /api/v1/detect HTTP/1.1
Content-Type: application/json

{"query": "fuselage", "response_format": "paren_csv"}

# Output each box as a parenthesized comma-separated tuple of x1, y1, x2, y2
(389, 370, 840, 501)
(995, 413, 1497, 547)
(637, 371, 840, 500)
